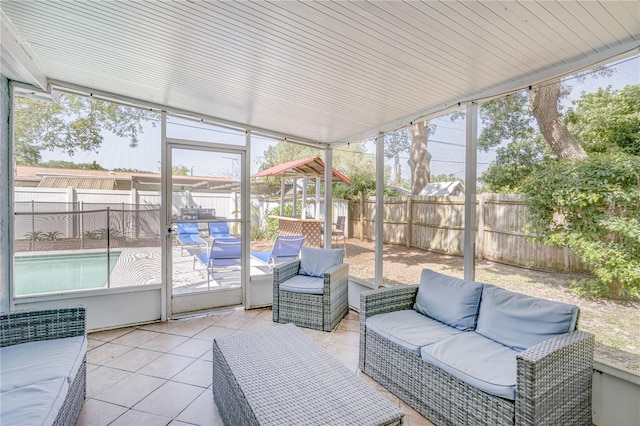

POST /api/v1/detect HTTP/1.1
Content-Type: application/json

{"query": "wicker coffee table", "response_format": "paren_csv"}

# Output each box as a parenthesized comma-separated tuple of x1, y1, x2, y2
(212, 323, 404, 425)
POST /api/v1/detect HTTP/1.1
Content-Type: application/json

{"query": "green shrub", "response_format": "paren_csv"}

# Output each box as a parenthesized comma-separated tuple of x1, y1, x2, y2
(521, 152, 640, 299)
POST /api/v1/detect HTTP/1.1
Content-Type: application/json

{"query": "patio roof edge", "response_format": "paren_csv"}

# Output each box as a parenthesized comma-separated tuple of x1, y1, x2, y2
(334, 41, 640, 146)
(46, 80, 330, 149)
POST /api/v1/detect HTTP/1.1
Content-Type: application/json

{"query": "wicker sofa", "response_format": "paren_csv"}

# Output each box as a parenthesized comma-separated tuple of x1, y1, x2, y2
(359, 269, 594, 426)
(0, 307, 87, 426)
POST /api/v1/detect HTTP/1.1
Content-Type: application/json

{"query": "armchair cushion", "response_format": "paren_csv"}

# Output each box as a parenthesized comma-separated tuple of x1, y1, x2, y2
(279, 275, 324, 295)
(366, 310, 462, 355)
(420, 332, 519, 400)
(1, 377, 69, 426)
(476, 285, 579, 351)
(413, 269, 483, 331)
(299, 247, 343, 278)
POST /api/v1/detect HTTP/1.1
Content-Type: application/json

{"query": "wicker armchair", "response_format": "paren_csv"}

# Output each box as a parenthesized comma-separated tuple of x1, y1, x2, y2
(272, 259, 349, 331)
(0, 307, 87, 426)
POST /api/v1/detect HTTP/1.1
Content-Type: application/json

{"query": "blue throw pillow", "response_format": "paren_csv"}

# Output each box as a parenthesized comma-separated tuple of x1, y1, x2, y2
(475, 285, 578, 351)
(413, 269, 483, 331)
(299, 247, 343, 278)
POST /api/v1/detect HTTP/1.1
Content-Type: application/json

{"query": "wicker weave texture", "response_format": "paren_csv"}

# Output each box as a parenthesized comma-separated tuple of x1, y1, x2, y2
(359, 288, 594, 426)
(273, 261, 349, 331)
(1, 307, 87, 426)
(212, 323, 404, 426)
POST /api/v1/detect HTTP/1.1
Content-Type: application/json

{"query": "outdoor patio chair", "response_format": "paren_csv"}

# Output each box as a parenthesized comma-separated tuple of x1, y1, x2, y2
(272, 247, 348, 331)
(177, 222, 207, 256)
(251, 235, 305, 268)
(193, 238, 241, 285)
(208, 222, 234, 241)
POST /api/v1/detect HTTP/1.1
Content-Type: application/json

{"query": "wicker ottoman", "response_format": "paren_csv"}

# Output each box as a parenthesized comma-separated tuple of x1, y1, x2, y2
(212, 323, 404, 425)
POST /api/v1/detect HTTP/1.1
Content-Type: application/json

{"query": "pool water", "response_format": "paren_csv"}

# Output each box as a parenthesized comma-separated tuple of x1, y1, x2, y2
(14, 251, 121, 295)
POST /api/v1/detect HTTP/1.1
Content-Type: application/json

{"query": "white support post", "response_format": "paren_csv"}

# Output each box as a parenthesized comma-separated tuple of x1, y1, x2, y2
(280, 179, 285, 216)
(292, 178, 298, 217)
(315, 178, 321, 219)
(302, 176, 308, 219)
(160, 111, 169, 321)
(324, 149, 333, 249)
(375, 132, 384, 288)
(464, 103, 478, 281)
(242, 130, 251, 308)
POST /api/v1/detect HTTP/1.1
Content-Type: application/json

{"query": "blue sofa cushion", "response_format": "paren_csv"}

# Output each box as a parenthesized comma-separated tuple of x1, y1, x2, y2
(299, 247, 343, 278)
(280, 274, 324, 295)
(476, 285, 579, 351)
(366, 310, 462, 355)
(0, 377, 69, 426)
(0, 336, 87, 392)
(413, 269, 483, 331)
(420, 332, 520, 400)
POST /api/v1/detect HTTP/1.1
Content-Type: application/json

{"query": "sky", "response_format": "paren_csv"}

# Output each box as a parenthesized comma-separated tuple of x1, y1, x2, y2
(39, 55, 639, 182)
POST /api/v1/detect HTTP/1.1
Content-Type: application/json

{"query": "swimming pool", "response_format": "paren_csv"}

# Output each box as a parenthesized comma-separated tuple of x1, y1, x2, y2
(14, 251, 121, 295)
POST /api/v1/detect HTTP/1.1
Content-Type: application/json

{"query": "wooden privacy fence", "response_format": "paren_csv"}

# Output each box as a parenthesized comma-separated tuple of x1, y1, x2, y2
(349, 193, 588, 273)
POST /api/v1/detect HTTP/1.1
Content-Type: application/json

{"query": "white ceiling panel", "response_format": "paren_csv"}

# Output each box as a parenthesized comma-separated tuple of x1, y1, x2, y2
(1, 1, 638, 145)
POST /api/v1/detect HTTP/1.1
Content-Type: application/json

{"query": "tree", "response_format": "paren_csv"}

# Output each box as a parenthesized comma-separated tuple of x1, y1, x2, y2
(384, 128, 410, 185)
(408, 121, 432, 195)
(529, 79, 587, 161)
(566, 84, 640, 155)
(521, 152, 640, 299)
(13, 93, 157, 165)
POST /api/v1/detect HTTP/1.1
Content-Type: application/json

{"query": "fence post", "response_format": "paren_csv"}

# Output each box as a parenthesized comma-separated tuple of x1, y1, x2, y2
(477, 193, 485, 261)
(360, 191, 365, 241)
(406, 196, 412, 248)
(80, 201, 84, 250)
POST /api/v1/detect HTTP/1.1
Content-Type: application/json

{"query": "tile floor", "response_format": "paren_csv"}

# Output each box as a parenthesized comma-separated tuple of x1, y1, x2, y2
(78, 307, 434, 426)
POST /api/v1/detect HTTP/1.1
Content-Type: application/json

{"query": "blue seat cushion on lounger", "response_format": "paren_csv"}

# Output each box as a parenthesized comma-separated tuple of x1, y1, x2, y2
(420, 332, 520, 400)
(280, 275, 324, 295)
(476, 285, 579, 351)
(367, 310, 463, 355)
(0, 336, 86, 392)
(413, 269, 484, 331)
(1, 377, 69, 426)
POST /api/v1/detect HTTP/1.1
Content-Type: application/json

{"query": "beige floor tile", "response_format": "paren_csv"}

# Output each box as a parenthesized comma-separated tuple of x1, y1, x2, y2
(139, 333, 189, 352)
(199, 348, 214, 362)
(133, 381, 205, 418)
(137, 353, 195, 379)
(109, 409, 172, 426)
(253, 308, 273, 321)
(94, 373, 166, 407)
(75, 398, 127, 426)
(87, 342, 132, 366)
(86, 366, 131, 398)
(238, 318, 280, 332)
(169, 338, 212, 358)
(167, 319, 214, 337)
(210, 314, 249, 330)
(110, 329, 162, 347)
(337, 316, 360, 332)
(171, 359, 213, 388)
(87, 338, 106, 351)
(138, 320, 180, 333)
(325, 329, 360, 347)
(105, 347, 163, 372)
(324, 342, 360, 371)
(168, 421, 196, 426)
(192, 325, 236, 340)
(89, 327, 135, 342)
(399, 400, 435, 426)
(175, 388, 223, 425)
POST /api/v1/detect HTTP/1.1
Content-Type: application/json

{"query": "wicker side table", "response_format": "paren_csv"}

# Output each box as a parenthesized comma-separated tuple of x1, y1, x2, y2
(212, 323, 404, 425)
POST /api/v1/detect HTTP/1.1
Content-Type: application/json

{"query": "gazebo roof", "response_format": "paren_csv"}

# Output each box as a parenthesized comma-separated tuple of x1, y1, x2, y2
(251, 157, 352, 185)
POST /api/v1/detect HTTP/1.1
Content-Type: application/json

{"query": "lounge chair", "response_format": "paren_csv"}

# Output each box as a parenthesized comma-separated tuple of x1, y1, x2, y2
(193, 238, 241, 285)
(209, 222, 231, 239)
(177, 222, 207, 256)
(251, 235, 305, 268)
